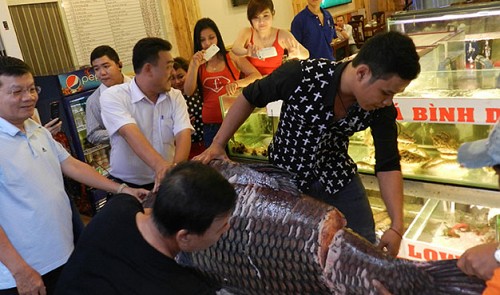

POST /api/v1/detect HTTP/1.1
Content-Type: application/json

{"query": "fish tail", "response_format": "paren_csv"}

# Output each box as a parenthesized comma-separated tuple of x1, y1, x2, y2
(323, 229, 485, 295)
(415, 259, 485, 295)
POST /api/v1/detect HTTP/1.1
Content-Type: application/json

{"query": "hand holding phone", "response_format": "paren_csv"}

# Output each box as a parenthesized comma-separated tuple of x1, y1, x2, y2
(50, 101, 60, 123)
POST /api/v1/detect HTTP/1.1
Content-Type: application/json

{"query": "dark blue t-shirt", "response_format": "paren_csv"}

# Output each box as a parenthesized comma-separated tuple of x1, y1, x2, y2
(291, 6, 337, 60)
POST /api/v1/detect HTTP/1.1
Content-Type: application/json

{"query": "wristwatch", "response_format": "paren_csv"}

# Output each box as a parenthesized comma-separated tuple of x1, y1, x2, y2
(494, 243, 500, 263)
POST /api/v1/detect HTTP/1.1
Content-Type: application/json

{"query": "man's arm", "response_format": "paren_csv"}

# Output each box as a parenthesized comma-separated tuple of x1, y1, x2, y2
(0, 226, 46, 294)
(376, 170, 404, 257)
(173, 129, 192, 164)
(86, 90, 109, 145)
(60, 155, 149, 198)
(194, 94, 255, 164)
(117, 124, 173, 191)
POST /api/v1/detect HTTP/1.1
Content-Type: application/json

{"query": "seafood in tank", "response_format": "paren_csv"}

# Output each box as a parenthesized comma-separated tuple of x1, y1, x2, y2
(178, 160, 485, 295)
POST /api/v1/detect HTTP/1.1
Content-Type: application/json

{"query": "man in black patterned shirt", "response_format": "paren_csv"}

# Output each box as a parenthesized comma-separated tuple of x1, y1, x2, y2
(195, 31, 420, 257)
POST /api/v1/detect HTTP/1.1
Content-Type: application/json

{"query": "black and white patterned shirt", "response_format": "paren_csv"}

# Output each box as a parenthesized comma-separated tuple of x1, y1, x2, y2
(184, 89, 203, 143)
(243, 59, 400, 194)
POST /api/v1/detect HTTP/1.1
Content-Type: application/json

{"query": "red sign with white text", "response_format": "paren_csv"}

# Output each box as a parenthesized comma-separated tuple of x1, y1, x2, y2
(394, 98, 500, 125)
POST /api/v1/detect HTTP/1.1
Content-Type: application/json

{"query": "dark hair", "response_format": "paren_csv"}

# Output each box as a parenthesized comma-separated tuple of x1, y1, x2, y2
(132, 37, 172, 74)
(352, 31, 420, 81)
(0, 56, 33, 86)
(152, 161, 237, 236)
(173, 56, 189, 72)
(90, 45, 120, 65)
(247, 0, 275, 23)
(193, 18, 237, 80)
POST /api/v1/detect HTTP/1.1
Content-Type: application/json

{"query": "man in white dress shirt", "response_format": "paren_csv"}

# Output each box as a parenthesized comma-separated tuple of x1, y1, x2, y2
(335, 15, 359, 55)
(100, 38, 193, 192)
(86, 45, 131, 145)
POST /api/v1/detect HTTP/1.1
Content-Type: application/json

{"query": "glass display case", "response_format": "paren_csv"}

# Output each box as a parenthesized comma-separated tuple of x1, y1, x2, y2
(387, 2, 500, 42)
(219, 95, 278, 162)
(373, 2, 500, 191)
(401, 198, 498, 260)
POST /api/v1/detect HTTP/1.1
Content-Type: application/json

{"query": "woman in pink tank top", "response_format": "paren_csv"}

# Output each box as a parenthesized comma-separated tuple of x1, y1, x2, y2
(184, 18, 261, 147)
(232, 0, 309, 76)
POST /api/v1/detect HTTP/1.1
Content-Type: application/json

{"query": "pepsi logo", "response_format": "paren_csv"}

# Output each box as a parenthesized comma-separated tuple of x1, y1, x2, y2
(65, 75, 82, 93)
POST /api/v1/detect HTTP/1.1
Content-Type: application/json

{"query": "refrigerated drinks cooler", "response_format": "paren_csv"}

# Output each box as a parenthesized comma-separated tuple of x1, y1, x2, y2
(62, 90, 111, 176)
(35, 67, 109, 214)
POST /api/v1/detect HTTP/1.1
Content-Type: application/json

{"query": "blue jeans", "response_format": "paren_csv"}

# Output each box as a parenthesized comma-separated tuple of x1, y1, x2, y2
(305, 174, 376, 243)
(203, 124, 221, 148)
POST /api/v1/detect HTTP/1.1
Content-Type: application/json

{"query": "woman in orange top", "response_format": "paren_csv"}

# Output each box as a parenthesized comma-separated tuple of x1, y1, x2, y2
(184, 18, 261, 147)
(231, 0, 309, 76)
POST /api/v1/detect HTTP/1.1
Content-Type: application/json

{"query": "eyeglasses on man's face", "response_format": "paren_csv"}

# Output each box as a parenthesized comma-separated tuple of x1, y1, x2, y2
(7, 86, 42, 99)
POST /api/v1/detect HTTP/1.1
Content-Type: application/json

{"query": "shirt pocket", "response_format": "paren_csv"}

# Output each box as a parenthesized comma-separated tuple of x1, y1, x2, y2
(160, 116, 175, 144)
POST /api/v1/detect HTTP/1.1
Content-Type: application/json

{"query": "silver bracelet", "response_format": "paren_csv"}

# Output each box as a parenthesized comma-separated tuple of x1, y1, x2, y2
(116, 183, 128, 194)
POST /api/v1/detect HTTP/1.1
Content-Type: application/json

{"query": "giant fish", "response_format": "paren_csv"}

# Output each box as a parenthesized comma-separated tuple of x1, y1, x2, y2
(178, 160, 485, 294)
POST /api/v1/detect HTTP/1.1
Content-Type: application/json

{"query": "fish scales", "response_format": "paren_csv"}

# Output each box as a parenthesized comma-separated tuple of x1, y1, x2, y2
(177, 160, 485, 295)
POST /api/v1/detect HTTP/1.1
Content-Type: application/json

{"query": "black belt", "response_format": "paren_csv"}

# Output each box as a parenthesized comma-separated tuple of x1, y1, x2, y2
(108, 174, 154, 191)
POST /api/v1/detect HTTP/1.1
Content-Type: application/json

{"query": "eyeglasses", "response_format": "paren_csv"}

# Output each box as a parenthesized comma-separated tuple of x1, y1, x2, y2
(7, 86, 42, 98)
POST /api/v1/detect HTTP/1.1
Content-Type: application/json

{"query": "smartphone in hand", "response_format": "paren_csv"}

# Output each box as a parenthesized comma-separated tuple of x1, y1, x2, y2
(204, 44, 220, 61)
(50, 101, 60, 123)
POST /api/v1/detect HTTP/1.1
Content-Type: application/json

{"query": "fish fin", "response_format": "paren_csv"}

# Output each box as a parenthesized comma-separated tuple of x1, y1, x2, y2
(245, 163, 296, 179)
(416, 259, 485, 294)
(244, 163, 301, 195)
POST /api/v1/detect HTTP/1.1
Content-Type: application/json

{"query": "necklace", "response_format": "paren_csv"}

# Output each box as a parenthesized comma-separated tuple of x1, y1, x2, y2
(207, 60, 221, 71)
(335, 91, 349, 120)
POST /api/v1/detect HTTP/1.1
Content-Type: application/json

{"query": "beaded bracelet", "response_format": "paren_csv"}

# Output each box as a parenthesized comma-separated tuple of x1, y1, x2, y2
(388, 228, 403, 239)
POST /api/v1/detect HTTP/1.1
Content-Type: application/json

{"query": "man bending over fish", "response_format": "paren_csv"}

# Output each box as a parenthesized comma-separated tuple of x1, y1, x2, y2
(54, 161, 237, 294)
(195, 31, 421, 257)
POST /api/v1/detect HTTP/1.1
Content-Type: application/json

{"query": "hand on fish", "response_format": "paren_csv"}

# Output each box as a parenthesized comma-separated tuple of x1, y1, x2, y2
(192, 141, 229, 164)
(152, 160, 176, 193)
(377, 228, 403, 257)
(457, 242, 498, 280)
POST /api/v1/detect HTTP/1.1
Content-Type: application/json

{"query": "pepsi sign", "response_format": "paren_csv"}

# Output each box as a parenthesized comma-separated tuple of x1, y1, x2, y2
(58, 67, 100, 96)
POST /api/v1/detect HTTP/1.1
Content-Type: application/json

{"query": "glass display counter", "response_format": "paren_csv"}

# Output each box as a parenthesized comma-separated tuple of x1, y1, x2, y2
(219, 95, 278, 162)
(401, 198, 498, 260)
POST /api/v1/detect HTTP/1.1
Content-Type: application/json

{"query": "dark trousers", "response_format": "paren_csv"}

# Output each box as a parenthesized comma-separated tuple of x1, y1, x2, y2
(305, 174, 376, 243)
(203, 124, 221, 148)
(69, 196, 84, 244)
(107, 175, 154, 191)
(0, 265, 64, 295)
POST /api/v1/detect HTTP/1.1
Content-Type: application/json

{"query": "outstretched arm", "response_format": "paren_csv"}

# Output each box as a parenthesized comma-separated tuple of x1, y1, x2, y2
(194, 93, 255, 164)
(225, 52, 262, 96)
(231, 28, 254, 57)
(61, 152, 150, 197)
(376, 170, 404, 257)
